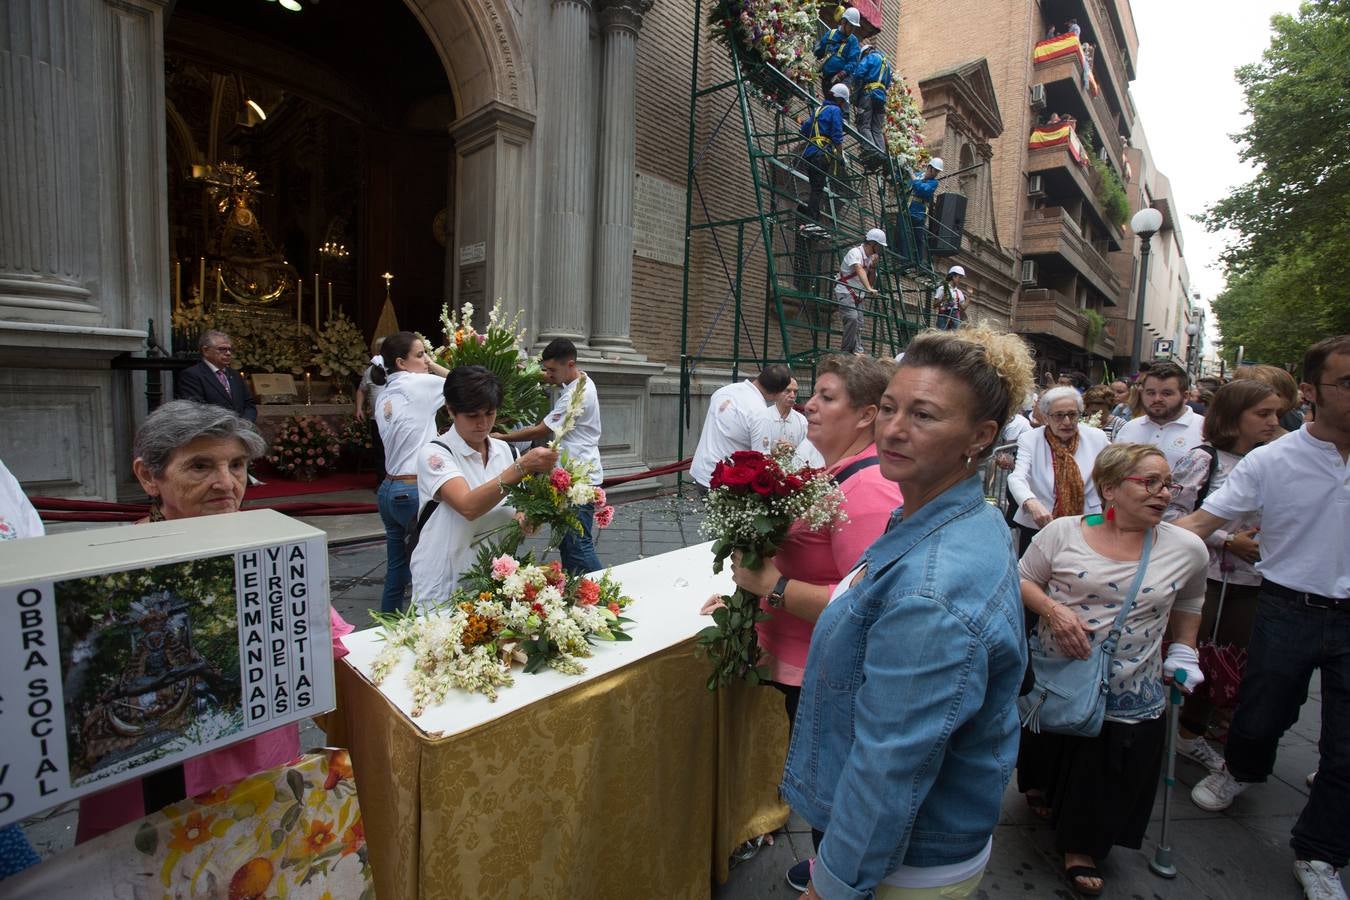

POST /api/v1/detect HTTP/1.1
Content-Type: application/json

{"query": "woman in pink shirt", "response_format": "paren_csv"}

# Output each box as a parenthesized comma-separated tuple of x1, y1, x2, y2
(727, 354, 902, 721)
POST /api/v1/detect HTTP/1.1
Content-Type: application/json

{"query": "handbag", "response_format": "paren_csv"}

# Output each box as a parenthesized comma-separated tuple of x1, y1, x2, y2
(1017, 527, 1153, 738)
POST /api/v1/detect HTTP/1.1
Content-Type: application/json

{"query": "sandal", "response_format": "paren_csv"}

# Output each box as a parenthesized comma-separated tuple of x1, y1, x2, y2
(1065, 865, 1104, 896)
(1024, 791, 1053, 820)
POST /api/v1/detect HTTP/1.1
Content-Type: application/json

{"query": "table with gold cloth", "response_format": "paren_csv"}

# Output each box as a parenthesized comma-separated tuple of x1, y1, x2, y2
(327, 542, 791, 899)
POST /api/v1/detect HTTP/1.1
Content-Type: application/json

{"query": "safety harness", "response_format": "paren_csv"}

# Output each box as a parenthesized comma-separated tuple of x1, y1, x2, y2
(864, 58, 891, 95)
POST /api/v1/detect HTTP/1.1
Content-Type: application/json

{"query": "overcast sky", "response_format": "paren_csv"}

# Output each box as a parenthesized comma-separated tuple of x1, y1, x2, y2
(1128, 0, 1302, 309)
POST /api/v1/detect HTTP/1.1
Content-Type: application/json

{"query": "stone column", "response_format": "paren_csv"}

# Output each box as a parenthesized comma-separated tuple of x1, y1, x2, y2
(0, 0, 95, 312)
(536, 0, 596, 347)
(590, 0, 652, 357)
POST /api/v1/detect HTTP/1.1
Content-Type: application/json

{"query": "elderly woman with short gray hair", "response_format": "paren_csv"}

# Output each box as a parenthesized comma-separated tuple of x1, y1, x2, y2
(1008, 386, 1109, 549)
(76, 400, 353, 841)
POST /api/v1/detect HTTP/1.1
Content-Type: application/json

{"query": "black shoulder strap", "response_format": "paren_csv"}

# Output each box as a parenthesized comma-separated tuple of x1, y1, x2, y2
(832, 456, 880, 485)
(1194, 444, 1220, 505)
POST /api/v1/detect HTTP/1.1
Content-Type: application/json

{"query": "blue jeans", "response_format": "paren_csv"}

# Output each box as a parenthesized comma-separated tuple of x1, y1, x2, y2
(377, 478, 419, 613)
(560, 501, 602, 576)
(1224, 584, 1350, 867)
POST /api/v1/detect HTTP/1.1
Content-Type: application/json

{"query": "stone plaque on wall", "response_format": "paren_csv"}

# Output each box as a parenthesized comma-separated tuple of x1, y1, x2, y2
(633, 172, 685, 267)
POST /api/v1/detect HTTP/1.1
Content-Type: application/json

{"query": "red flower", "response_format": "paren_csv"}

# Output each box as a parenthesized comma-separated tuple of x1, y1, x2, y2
(550, 468, 572, 492)
(594, 505, 615, 528)
(713, 463, 756, 492)
(750, 468, 779, 496)
(608, 602, 622, 615)
(576, 579, 601, 606)
(545, 560, 567, 588)
(729, 450, 769, 469)
(523, 583, 539, 601)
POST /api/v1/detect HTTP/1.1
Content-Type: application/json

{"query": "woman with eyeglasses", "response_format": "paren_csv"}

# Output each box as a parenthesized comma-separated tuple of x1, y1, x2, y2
(1008, 386, 1110, 553)
(1016, 443, 1207, 896)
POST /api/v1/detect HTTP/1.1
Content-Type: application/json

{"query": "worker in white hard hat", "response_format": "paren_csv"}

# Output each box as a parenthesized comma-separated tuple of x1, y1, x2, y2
(851, 43, 892, 151)
(814, 6, 862, 97)
(907, 156, 943, 265)
(935, 263, 969, 330)
(797, 83, 850, 226)
(834, 227, 887, 354)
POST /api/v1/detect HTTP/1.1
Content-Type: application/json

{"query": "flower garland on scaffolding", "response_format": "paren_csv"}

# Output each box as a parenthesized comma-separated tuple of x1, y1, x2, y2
(707, 0, 820, 92)
(884, 76, 930, 174)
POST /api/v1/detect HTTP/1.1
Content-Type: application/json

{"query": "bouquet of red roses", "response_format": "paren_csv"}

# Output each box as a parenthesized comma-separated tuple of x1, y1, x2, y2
(697, 449, 846, 689)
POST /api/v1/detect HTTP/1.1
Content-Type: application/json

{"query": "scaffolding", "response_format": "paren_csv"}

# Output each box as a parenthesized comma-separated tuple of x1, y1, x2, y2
(676, 3, 959, 454)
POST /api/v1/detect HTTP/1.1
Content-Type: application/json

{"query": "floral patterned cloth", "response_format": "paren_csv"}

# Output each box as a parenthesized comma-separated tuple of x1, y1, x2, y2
(5, 749, 371, 899)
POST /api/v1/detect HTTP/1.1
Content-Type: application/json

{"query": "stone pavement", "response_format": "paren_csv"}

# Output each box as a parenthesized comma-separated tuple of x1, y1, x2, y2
(20, 487, 1339, 898)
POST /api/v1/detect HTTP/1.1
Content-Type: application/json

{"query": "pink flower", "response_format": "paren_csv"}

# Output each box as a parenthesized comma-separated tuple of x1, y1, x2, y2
(316, 457, 326, 466)
(550, 468, 572, 492)
(593, 487, 607, 508)
(490, 555, 519, 580)
(594, 505, 615, 529)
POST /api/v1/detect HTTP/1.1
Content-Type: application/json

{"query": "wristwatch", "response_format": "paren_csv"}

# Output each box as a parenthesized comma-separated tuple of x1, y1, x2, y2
(767, 575, 790, 609)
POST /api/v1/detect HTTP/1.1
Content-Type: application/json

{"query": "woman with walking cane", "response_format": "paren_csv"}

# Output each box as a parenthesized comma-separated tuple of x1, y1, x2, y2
(1163, 380, 1282, 769)
(1016, 443, 1208, 896)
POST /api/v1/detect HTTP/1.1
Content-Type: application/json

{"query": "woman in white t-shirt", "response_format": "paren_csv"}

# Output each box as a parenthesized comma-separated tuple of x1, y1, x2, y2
(370, 331, 450, 613)
(410, 366, 556, 607)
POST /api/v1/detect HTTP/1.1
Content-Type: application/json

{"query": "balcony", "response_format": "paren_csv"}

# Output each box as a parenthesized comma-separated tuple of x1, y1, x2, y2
(1026, 138, 1124, 248)
(1041, 0, 1136, 131)
(1015, 288, 1116, 356)
(1032, 51, 1123, 170)
(1022, 207, 1122, 303)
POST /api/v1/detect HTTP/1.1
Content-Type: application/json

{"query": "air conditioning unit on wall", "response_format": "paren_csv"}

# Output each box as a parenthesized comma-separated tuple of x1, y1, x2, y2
(1030, 83, 1046, 109)
(1027, 175, 1045, 197)
(1021, 260, 1038, 285)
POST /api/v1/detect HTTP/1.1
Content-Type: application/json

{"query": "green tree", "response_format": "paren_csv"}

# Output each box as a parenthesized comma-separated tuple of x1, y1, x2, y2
(1204, 1, 1350, 369)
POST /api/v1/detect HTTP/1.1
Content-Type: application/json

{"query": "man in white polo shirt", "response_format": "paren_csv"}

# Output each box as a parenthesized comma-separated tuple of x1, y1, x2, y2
(1176, 335, 1350, 900)
(1114, 360, 1204, 468)
(690, 364, 792, 488)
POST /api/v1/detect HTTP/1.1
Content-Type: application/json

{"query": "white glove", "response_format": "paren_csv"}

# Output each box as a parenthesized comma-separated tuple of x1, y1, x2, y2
(1163, 643, 1204, 694)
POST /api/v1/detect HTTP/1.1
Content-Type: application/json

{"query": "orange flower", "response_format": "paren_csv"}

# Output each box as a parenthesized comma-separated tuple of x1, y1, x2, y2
(340, 819, 366, 857)
(576, 579, 601, 606)
(167, 811, 216, 852)
(228, 858, 274, 900)
(323, 748, 353, 790)
(302, 819, 337, 855)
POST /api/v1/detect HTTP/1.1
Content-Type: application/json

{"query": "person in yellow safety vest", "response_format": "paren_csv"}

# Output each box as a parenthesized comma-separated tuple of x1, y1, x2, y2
(852, 44, 892, 150)
(797, 83, 849, 224)
(814, 7, 861, 98)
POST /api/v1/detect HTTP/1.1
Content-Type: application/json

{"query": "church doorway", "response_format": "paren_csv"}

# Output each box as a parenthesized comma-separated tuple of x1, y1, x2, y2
(163, 0, 456, 350)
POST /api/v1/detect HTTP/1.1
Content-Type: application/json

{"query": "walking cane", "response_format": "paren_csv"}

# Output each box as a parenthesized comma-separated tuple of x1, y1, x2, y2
(1150, 668, 1187, 878)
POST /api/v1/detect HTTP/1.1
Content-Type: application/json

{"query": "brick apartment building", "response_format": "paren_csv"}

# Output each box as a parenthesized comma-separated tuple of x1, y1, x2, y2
(898, 0, 1191, 381)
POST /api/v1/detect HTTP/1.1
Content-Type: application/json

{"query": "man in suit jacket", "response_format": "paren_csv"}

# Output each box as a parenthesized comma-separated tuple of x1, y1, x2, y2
(176, 329, 257, 422)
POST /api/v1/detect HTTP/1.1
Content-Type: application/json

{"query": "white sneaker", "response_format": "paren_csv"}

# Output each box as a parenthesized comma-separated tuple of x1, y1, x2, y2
(1294, 860, 1348, 900)
(1191, 769, 1248, 811)
(1176, 735, 1227, 774)
(1308, 771, 1318, 788)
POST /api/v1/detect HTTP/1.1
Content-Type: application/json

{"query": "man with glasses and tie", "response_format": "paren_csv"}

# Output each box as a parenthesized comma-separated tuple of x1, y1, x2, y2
(1114, 360, 1204, 468)
(176, 329, 258, 423)
(1176, 335, 1350, 900)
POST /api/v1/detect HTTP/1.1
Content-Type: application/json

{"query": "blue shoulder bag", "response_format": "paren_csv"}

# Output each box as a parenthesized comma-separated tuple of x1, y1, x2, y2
(1017, 527, 1153, 738)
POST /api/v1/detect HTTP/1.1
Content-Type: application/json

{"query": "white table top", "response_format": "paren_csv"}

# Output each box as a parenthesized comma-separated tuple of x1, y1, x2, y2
(342, 541, 731, 738)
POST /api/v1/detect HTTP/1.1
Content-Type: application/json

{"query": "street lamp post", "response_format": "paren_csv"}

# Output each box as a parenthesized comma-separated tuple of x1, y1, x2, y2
(1128, 207, 1165, 376)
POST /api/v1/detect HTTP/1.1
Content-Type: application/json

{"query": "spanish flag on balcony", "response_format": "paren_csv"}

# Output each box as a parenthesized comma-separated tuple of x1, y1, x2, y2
(1029, 124, 1089, 166)
(1034, 32, 1086, 67)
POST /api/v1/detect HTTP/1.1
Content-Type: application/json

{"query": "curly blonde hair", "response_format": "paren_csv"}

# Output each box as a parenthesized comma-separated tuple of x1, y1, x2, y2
(898, 324, 1035, 455)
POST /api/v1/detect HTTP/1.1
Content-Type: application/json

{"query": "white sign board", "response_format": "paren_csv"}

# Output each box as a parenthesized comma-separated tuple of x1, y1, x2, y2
(458, 241, 487, 265)
(0, 509, 333, 828)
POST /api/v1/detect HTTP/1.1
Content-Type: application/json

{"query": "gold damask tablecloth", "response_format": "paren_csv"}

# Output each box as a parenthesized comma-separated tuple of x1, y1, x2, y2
(331, 638, 789, 899)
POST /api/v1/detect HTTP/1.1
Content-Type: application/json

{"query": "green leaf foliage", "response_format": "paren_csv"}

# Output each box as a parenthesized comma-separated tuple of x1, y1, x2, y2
(1204, 1, 1350, 368)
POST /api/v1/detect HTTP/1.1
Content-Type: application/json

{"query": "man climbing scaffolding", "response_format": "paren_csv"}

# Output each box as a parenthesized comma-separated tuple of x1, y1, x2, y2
(907, 156, 942, 265)
(852, 44, 891, 152)
(814, 7, 861, 97)
(797, 83, 849, 232)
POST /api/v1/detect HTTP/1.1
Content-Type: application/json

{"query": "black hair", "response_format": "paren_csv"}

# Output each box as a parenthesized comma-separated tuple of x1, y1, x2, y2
(1141, 359, 1190, 392)
(443, 365, 504, 414)
(541, 338, 578, 364)
(369, 331, 419, 386)
(756, 363, 792, 394)
(1303, 334, 1350, 389)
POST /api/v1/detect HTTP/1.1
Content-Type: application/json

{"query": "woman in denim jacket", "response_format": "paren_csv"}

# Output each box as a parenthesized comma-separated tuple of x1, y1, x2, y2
(781, 327, 1035, 899)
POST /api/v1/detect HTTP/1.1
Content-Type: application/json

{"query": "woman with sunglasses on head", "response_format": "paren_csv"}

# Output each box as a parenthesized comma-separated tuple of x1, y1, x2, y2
(1008, 385, 1110, 554)
(1016, 443, 1208, 896)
